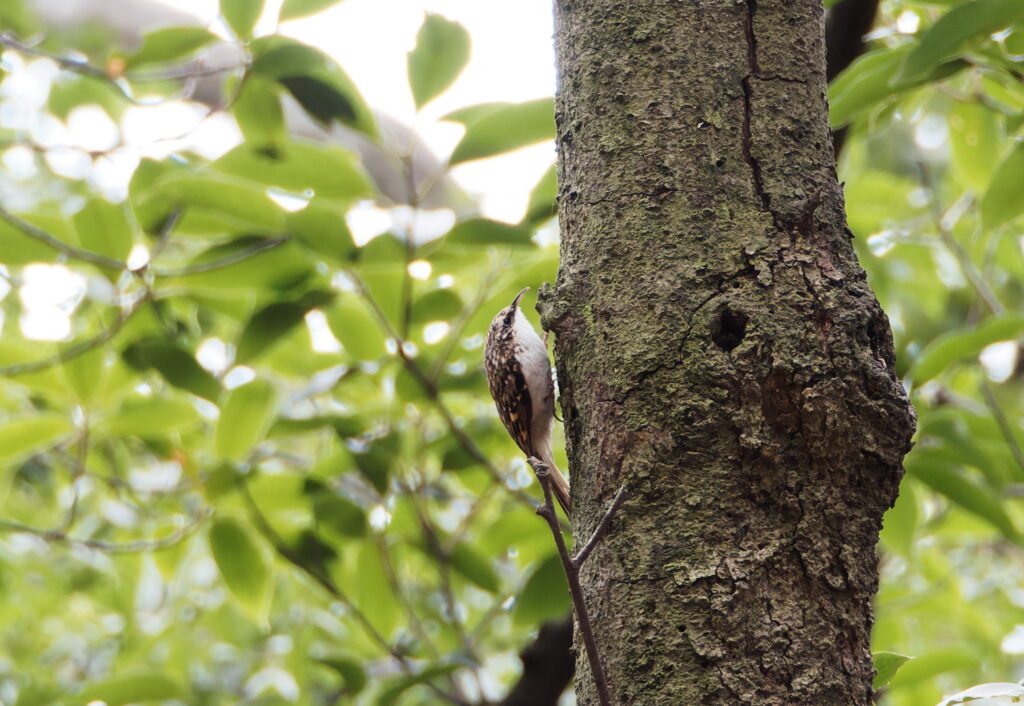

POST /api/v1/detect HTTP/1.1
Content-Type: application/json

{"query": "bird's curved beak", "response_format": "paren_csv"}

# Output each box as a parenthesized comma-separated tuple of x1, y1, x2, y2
(511, 287, 529, 308)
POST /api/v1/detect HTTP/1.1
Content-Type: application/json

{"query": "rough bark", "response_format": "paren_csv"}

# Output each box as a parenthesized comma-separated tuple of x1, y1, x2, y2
(540, 1, 915, 704)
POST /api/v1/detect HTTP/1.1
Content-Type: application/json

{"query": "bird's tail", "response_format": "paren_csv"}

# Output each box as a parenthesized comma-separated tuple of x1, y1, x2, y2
(537, 446, 572, 517)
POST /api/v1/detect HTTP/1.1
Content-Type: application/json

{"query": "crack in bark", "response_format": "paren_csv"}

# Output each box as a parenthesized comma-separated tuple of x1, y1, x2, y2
(740, 0, 781, 232)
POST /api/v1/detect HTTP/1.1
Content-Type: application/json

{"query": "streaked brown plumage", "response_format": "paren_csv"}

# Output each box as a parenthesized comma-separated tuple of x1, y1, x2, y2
(484, 288, 571, 516)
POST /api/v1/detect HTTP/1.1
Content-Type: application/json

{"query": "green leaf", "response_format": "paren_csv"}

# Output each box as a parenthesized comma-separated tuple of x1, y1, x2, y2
(357, 233, 406, 327)
(287, 200, 356, 260)
(349, 541, 399, 636)
(99, 395, 201, 438)
(981, 140, 1024, 229)
(451, 542, 500, 593)
(309, 485, 366, 538)
(231, 74, 286, 149)
(325, 297, 387, 360)
(213, 141, 371, 203)
(949, 102, 1004, 193)
(280, 0, 345, 21)
(888, 647, 979, 688)
(523, 163, 557, 226)
(351, 436, 395, 494)
(77, 672, 184, 705)
(221, 0, 264, 40)
(441, 102, 510, 125)
(122, 338, 222, 401)
(236, 290, 335, 363)
(411, 288, 462, 324)
(829, 46, 967, 128)
(73, 197, 135, 274)
(0, 414, 73, 465)
(879, 480, 917, 557)
(209, 516, 274, 623)
(251, 37, 376, 136)
(48, 72, 125, 120)
(906, 451, 1019, 541)
(514, 553, 570, 626)
(125, 27, 218, 69)
(134, 172, 286, 235)
(407, 13, 471, 109)
(62, 347, 108, 407)
(896, 0, 1024, 84)
(168, 236, 314, 292)
(909, 313, 1024, 383)
(215, 378, 277, 461)
(449, 98, 554, 164)
(873, 651, 913, 689)
(316, 657, 367, 695)
(444, 218, 534, 247)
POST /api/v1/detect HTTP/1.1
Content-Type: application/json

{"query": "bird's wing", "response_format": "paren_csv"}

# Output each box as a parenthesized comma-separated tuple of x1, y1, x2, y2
(491, 358, 535, 457)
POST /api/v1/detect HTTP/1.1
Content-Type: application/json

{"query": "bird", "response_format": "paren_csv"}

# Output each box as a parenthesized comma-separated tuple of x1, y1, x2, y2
(484, 287, 571, 516)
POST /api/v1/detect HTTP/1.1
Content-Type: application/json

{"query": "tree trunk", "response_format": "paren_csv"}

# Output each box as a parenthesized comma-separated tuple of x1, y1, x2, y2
(540, 1, 916, 704)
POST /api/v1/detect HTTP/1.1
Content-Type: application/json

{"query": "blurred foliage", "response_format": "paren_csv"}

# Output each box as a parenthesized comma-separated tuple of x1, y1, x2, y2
(0, 0, 1020, 704)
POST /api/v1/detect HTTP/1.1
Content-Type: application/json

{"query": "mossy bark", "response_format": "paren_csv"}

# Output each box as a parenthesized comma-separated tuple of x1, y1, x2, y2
(540, 1, 916, 704)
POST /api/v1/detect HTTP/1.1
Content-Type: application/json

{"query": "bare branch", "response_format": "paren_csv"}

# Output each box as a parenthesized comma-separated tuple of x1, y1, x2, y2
(0, 205, 125, 270)
(0, 508, 211, 553)
(528, 456, 613, 706)
(981, 381, 1024, 475)
(573, 482, 629, 567)
(0, 293, 150, 378)
(151, 235, 291, 277)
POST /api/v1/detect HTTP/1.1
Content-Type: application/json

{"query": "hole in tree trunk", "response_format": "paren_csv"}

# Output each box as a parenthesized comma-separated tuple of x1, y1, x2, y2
(711, 307, 748, 351)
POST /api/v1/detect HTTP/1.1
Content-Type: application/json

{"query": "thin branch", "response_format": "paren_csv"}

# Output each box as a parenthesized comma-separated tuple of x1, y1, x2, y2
(372, 530, 444, 661)
(528, 456, 613, 706)
(127, 60, 251, 83)
(0, 205, 125, 270)
(429, 265, 500, 383)
(0, 32, 246, 104)
(53, 425, 90, 535)
(0, 509, 210, 553)
(147, 208, 183, 263)
(239, 481, 467, 706)
(916, 165, 1004, 315)
(573, 482, 630, 567)
(980, 381, 1024, 475)
(0, 293, 150, 378)
(151, 236, 290, 277)
(0, 31, 109, 79)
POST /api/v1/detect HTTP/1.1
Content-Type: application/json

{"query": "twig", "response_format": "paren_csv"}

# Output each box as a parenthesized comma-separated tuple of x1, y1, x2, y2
(151, 235, 291, 277)
(916, 164, 1004, 315)
(573, 482, 630, 567)
(147, 208, 184, 262)
(0, 293, 150, 377)
(528, 456, 616, 706)
(0, 509, 210, 553)
(239, 481, 467, 706)
(980, 381, 1024, 475)
(0, 205, 125, 270)
(0, 31, 109, 79)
